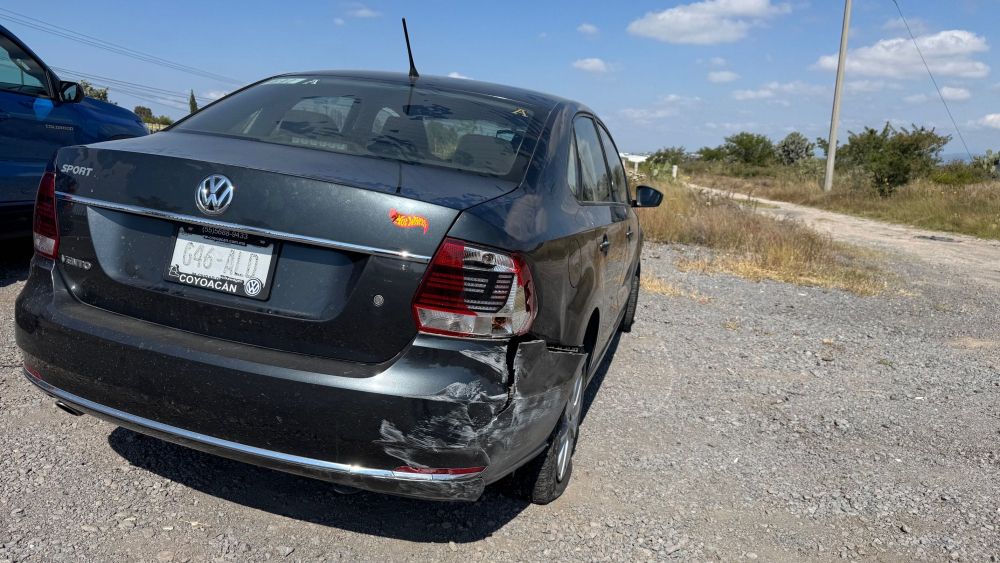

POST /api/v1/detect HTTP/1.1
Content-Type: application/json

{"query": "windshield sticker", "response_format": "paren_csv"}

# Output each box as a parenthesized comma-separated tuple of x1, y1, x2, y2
(264, 77, 307, 85)
(389, 209, 429, 234)
(512, 108, 529, 117)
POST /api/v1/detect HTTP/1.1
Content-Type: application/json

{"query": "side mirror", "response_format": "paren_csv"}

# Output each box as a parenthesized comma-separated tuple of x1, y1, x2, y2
(58, 81, 85, 103)
(632, 185, 663, 208)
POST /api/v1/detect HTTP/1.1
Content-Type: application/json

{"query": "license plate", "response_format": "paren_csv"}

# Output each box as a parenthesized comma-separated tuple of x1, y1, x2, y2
(164, 225, 278, 300)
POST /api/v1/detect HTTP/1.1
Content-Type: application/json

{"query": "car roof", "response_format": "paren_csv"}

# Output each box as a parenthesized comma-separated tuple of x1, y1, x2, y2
(274, 70, 582, 114)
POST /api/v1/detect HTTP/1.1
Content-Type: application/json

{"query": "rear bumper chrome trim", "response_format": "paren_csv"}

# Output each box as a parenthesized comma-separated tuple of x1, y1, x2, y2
(24, 370, 478, 484)
(55, 192, 432, 264)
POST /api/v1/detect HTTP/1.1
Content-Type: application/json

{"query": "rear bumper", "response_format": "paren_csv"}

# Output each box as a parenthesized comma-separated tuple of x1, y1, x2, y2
(16, 260, 586, 501)
(24, 370, 485, 501)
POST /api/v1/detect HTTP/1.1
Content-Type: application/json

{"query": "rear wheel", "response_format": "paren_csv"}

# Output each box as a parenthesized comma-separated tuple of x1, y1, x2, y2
(502, 361, 586, 505)
(620, 268, 640, 333)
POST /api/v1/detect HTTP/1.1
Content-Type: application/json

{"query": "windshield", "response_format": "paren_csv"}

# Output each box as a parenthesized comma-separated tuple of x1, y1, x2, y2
(174, 76, 543, 178)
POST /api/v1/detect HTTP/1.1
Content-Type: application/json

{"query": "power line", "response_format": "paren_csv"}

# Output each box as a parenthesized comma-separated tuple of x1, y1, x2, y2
(0, 8, 243, 85)
(890, 0, 974, 161)
(51, 66, 214, 104)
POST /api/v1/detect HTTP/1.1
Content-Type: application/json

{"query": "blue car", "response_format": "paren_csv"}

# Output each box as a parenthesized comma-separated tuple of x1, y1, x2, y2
(1, 24, 147, 240)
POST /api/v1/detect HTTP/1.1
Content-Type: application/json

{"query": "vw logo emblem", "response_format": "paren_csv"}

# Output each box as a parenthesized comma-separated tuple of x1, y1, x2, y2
(196, 175, 235, 216)
(244, 278, 263, 297)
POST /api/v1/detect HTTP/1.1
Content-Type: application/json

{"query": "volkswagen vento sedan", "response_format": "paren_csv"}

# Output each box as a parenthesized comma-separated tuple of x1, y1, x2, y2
(16, 71, 662, 504)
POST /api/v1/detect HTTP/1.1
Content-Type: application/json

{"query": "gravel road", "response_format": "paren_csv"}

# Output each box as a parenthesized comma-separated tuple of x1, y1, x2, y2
(687, 182, 1000, 290)
(1, 229, 998, 561)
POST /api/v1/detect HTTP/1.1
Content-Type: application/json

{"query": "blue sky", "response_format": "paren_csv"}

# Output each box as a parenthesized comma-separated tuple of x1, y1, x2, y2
(5, 1, 997, 154)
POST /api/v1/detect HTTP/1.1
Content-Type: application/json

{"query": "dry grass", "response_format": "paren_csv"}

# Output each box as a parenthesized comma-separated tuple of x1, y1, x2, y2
(692, 173, 1000, 240)
(640, 276, 712, 303)
(638, 181, 886, 296)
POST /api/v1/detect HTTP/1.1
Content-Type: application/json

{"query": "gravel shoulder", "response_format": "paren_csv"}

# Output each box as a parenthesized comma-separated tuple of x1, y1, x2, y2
(687, 182, 1000, 290)
(2, 232, 998, 561)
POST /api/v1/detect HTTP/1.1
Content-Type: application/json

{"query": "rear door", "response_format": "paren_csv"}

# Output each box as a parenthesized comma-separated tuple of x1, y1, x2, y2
(572, 115, 620, 346)
(595, 122, 637, 314)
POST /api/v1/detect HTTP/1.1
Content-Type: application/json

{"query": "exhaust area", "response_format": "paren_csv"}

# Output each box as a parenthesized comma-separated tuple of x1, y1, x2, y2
(55, 401, 84, 417)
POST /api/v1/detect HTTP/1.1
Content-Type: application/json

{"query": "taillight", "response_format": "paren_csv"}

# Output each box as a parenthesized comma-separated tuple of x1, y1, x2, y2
(412, 238, 536, 339)
(32, 171, 59, 259)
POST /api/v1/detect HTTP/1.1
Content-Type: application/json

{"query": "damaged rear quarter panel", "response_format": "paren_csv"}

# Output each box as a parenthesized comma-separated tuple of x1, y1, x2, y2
(377, 340, 586, 484)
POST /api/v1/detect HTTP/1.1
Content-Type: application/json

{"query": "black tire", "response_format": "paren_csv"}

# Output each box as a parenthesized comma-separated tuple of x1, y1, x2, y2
(620, 269, 640, 333)
(502, 364, 586, 505)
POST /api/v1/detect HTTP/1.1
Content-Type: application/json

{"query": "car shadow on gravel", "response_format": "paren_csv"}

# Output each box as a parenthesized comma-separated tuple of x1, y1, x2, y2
(0, 238, 32, 288)
(108, 427, 530, 542)
(581, 330, 621, 425)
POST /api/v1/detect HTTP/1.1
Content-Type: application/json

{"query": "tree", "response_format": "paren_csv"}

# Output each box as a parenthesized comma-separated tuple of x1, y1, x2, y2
(696, 145, 728, 162)
(776, 132, 815, 166)
(79, 80, 109, 102)
(133, 106, 154, 122)
(723, 132, 775, 166)
(839, 123, 950, 195)
(647, 146, 687, 168)
(189, 90, 198, 113)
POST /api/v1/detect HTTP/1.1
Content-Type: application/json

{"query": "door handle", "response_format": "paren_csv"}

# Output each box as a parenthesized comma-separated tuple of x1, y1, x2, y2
(599, 236, 610, 254)
(626, 229, 634, 241)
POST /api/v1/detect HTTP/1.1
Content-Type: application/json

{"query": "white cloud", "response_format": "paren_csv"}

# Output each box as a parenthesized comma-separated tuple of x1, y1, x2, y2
(940, 86, 971, 101)
(577, 23, 599, 35)
(846, 80, 889, 94)
(203, 90, 227, 101)
(883, 17, 928, 36)
(705, 121, 759, 131)
(732, 88, 773, 100)
(710, 57, 727, 66)
(346, 4, 380, 18)
(334, 17, 345, 26)
(976, 114, 1000, 129)
(904, 94, 929, 104)
(733, 81, 824, 101)
(708, 70, 740, 83)
(447, 71, 471, 80)
(572, 58, 610, 73)
(627, 0, 792, 45)
(620, 94, 701, 125)
(815, 30, 990, 79)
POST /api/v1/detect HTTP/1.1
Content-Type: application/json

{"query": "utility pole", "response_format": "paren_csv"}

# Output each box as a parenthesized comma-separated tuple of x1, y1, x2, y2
(823, 0, 852, 192)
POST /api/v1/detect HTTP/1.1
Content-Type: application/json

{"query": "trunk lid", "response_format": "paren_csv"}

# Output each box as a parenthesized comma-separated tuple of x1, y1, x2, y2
(52, 134, 514, 363)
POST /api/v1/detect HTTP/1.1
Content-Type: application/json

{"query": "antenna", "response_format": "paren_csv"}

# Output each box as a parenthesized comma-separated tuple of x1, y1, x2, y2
(402, 18, 419, 80)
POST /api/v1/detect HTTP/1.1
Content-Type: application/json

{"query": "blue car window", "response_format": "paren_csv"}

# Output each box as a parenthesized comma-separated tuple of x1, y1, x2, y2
(0, 36, 48, 97)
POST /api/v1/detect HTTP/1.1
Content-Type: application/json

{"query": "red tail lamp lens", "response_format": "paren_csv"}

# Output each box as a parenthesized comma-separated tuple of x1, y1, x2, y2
(412, 238, 536, 339)
(32, 171, 59, 259)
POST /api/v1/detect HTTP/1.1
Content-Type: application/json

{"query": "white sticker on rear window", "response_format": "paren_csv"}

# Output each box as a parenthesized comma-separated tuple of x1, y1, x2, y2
(265, 78, 307, 85)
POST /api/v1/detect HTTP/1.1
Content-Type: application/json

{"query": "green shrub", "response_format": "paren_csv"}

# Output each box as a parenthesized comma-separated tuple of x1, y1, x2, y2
(647, 146, 688, 168)
(723, 132, 775, 166)
(697, 145, 728, 162)
(972, 150, 999, 179)
(930, 161, 993, 186)
(776, 132, 815, 166)
(838, 123, 950, 196)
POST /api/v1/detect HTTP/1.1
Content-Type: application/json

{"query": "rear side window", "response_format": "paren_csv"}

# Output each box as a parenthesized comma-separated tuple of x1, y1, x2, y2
(175, 76, 543, 179)
(566, 135, 579, 198)
(596, 124, 629, 203)
(573, 116, 612, 202)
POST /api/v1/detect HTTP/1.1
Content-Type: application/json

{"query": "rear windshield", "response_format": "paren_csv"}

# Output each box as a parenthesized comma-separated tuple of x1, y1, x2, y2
(174, 76, 544, 179)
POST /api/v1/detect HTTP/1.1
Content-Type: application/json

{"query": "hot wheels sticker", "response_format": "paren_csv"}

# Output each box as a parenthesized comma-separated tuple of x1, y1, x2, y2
(389, 208, 429, 234)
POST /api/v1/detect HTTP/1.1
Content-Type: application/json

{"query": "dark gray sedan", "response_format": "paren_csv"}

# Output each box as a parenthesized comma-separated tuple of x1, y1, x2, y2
(16, 71, 662, 503)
